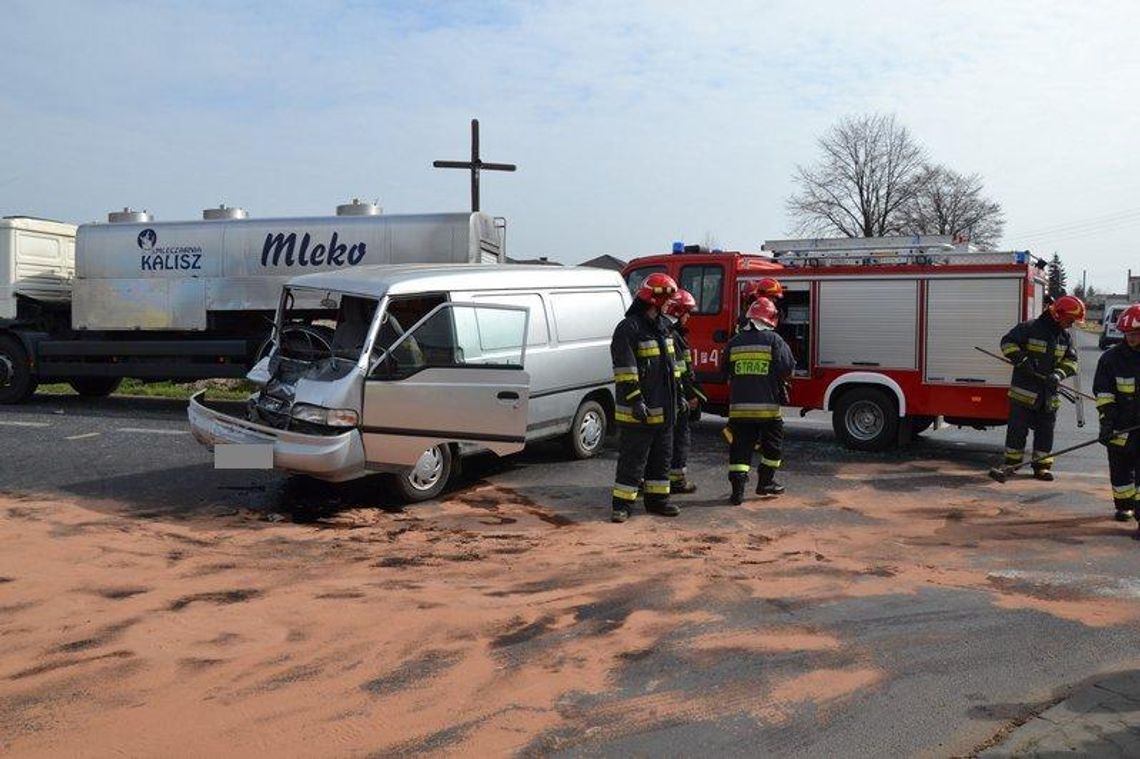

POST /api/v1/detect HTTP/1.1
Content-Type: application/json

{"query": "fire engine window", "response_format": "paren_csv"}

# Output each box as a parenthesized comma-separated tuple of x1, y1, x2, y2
(680, 265, 723, 315)
(624, 266, 666, 297)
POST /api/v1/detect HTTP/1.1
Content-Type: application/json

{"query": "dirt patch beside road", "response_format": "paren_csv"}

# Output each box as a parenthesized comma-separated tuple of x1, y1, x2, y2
(0, 475, 1136, 756)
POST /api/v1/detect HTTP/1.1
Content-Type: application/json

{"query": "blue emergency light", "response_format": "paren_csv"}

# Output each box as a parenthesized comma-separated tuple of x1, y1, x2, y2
(672, 241, 684, 254)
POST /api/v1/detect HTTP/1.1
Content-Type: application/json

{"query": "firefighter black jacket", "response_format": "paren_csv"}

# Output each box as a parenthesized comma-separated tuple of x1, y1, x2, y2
(611, 306, 678, 427)
(1093, 343, 1140, 433)
(724, 326, 794, 420)
(1000, 313, 1079, 411)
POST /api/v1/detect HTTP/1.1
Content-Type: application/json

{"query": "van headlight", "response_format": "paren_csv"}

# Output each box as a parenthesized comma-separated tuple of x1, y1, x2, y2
(291, 404, 359, 427)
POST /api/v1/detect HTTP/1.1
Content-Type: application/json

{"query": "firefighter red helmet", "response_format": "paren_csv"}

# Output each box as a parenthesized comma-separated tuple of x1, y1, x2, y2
(636, 272, 678, 307)
(662, 288, 697, 318)
(742, 277, 784, 303)
(747, 297, 779, 328)
(1117, 303, 1140, 335)
(1048, 294, 1086, 326)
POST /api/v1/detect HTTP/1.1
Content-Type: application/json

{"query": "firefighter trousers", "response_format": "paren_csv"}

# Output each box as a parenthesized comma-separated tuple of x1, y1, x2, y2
(612, 423, 674, 510)
(669, 409, 691, 485)
(1106, 432, 1140, 513)
(727, 419, 783, 486)
(1004, 403, 1056, 471)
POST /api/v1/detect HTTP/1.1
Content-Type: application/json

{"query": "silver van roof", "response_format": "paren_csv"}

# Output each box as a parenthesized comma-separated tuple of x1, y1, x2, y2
(284, 263, 625, 298)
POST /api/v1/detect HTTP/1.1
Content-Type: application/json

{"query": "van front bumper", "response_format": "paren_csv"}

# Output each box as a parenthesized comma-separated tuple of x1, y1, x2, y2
(188, 391, 367, 482)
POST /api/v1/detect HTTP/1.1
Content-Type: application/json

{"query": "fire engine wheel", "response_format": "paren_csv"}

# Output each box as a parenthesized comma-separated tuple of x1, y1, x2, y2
(390, 444, 454, 502)
(833, 387, 898, 452)
(0, 336, 38, 404)
(566, 399, 607, 459)
(68, 377, 123, 398)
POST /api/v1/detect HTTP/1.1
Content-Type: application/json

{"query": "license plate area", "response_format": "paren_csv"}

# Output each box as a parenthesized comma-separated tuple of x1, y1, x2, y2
(215, 443, 274, 469)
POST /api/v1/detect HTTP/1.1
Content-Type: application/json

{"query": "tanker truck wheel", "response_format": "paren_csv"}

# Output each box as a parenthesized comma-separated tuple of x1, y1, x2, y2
(0, 336, 38, 404)
(69, 377, 123, 398)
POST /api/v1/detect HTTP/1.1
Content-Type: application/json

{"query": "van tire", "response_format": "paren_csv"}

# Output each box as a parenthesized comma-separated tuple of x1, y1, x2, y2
(566, 399, 607, 459)
(69, 377, 123, 397)
(833, 387, 898, 452)
(1099, 336, 1108, 350)
(0, 336, 37, 404)
(390, 444, 453, 502)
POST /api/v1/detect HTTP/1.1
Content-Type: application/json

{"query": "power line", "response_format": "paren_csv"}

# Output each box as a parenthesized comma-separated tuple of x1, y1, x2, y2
(1015, 207, 1140, 239)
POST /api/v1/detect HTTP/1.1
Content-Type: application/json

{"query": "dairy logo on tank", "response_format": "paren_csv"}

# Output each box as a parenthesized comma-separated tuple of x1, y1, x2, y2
(137, 228, 203, 271)
(260, 231, 367, 268)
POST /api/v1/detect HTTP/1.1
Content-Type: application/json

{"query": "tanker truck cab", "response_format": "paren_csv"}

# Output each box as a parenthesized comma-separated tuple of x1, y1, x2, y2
(190, 264, 628, 501)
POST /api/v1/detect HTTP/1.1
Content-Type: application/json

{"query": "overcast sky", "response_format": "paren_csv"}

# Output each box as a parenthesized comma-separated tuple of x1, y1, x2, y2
(3, 0, 1138, 290)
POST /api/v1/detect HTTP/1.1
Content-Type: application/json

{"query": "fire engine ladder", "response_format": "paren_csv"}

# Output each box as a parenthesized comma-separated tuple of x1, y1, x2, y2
(761, 235, 1040, 268)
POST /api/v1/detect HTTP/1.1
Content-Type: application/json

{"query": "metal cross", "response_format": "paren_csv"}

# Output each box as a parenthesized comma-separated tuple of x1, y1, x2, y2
(432, 119, 516, 212)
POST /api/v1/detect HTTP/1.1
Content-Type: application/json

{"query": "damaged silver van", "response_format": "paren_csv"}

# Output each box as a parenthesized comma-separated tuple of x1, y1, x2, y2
(188, 264, 629, 501)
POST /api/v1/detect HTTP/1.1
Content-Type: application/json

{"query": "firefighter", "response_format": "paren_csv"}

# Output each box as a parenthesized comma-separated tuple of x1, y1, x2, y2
(610, 272, 681, 523)
(663, 288, 708, 494)
(999, 294, 1084, 481)
(725, 297, 795, 504)
(1094, 303, 1140, 523)
(735, 277, 784, 333)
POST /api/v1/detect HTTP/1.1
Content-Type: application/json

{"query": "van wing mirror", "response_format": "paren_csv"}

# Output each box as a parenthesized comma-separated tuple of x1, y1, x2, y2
(712, 329, 729, 344)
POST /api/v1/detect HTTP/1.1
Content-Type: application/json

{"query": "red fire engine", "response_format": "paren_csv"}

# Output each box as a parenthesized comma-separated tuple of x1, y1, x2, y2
(622, 236, 1049, 451)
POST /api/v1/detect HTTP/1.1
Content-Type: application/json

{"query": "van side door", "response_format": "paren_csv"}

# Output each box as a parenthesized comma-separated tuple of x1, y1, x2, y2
(362, 302, 531, 465)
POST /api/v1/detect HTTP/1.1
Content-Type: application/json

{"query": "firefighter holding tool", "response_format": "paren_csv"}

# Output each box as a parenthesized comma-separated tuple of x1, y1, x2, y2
(736, 277, 784, 334)
(1094, 304, 1140, 524)
(725, 297, 795, 504)
(998, 294, 1084, 481)
(610, 272, 681, 523)
(663, 289, 707, 494)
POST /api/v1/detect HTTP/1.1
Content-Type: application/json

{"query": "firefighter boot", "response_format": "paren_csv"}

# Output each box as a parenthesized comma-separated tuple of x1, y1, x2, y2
(729, 474, 747, 505)
(1032, 467, 1054, 482)
(757, 480, 786, 496)
(670, 473, 697, 495)
(611, 507, 630, 523)
(645, 497, 680, 517)
(1115, 506, 1135, 522)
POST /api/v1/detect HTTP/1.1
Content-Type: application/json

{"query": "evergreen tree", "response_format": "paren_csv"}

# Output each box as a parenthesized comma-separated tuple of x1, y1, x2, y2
(1047, 253, 1068, 299)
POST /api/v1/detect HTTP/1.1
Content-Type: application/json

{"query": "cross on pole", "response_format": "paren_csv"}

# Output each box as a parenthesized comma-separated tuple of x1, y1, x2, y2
(432, 119, 516, 212)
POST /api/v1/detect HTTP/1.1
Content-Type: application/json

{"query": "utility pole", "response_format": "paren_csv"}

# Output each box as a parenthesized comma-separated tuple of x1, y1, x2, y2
(432, 119, 516, 212)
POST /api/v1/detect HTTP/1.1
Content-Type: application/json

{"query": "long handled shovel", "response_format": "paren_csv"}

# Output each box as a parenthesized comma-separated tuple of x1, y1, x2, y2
(987, 423, 1140, 483)
(973, 346, 1094, 404)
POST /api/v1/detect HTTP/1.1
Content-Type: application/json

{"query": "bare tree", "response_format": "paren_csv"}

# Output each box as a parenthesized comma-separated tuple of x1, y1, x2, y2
(787, 114, 926, 238)
(902, 164, 1005, 249)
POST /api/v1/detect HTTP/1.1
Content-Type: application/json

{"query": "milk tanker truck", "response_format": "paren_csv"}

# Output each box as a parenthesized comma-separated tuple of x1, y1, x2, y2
(0, 203, 504, 403)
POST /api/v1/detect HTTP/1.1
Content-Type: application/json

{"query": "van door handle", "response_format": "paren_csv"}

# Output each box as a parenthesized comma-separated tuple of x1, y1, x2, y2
(497, 391, 520, 401)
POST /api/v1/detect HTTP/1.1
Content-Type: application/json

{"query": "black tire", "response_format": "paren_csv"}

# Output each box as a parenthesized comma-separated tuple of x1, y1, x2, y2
(0, 335, 37, 404)
(68, 377, 123, 398)
(565, 399, 607, 459)
(1099, 336, 1108, 350)
(832, 387, 899, 452)
(390, 444, 454, 502)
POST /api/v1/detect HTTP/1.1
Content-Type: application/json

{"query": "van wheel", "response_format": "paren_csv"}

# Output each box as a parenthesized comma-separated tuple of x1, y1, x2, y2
(69, 377, 123, 397)
(566, 399, 607, 459)
(1099, 336, 1108, 350)
(390, 444, 453, 502)
(833, 387, 898, 452)
(0, 336, 37, 404)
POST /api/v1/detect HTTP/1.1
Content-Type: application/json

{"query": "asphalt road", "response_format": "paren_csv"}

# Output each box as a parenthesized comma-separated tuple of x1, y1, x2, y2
(2, 329, 1138, 757)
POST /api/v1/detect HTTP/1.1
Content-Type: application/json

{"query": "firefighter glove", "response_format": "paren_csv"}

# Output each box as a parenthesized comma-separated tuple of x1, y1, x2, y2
(631, 399, 650, 422)
(1049, 369, 1066, 386)
(1099, 415, 1116, 445)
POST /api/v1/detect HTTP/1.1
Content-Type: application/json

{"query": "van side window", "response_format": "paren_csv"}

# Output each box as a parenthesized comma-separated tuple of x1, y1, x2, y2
(551, 291, 625, 343)
(472, 293, 549, 346)
(371, 303, 527, 379)
(680, 264, 723, 314)
(624, 266, 666, 296)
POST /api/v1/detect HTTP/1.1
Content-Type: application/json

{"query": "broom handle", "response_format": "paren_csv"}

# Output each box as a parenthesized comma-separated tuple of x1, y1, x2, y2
(973, 346, 1096, 402)
(1008, 422, 1140, 473)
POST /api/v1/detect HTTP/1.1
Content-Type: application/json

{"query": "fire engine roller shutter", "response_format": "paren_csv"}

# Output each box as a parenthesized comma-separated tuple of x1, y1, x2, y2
(817, 279, 918, 369)
(925, 278, 1021, 385)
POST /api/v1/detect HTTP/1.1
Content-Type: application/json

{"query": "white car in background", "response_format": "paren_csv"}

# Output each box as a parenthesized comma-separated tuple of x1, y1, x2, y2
(1101, 303, 1127, 350)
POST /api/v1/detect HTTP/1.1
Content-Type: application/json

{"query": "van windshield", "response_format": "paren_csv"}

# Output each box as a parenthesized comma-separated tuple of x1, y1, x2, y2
(276, 288, 379, 364)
